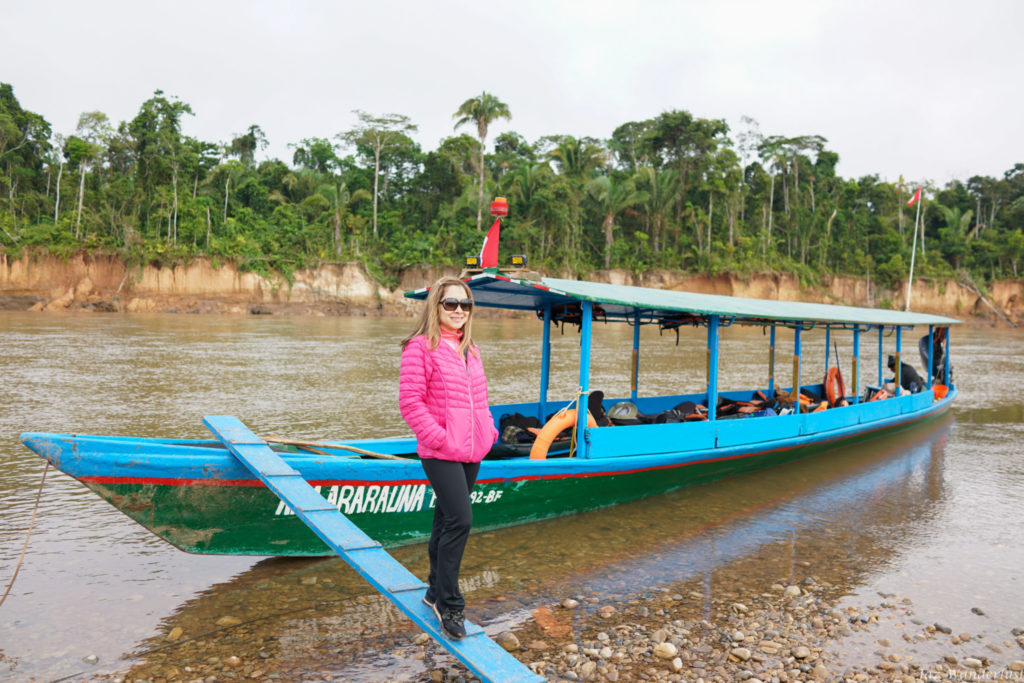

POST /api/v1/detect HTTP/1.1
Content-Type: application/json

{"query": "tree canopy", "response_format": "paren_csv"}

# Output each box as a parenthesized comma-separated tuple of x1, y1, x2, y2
(1, 82, 1022, 289)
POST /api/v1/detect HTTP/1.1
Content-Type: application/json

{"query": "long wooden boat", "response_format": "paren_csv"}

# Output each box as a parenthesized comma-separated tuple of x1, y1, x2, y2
(21, 273, 960, 556)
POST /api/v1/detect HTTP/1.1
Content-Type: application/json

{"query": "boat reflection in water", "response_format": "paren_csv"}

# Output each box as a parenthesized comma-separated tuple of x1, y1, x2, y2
(118, 415, 950, 681)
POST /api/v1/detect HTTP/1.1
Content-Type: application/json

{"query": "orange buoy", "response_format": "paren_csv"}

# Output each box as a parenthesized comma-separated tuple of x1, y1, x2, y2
(529, 409, 598, 460)
(825, 366, 847, 407)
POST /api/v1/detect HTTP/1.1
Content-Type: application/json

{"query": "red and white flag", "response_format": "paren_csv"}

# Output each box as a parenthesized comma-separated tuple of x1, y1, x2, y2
(907, 186, 923, 207)
(479, 218, 501, 268)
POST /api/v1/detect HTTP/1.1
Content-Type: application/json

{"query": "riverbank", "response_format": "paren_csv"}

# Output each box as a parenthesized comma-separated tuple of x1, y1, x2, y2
(1, 251, 1021, 325)
(90, 560, 1024, 683)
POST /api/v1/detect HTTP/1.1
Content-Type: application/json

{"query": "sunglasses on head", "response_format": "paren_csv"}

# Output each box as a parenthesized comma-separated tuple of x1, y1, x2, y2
(440, 297, 473, 312)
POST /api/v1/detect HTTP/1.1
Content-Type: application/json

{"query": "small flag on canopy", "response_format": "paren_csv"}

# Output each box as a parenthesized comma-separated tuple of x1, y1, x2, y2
(479, 218, 501, 268)
(907, 186, 923, 207)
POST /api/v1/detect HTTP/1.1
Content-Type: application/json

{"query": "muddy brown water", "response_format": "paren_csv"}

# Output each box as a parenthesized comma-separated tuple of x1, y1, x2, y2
(0, 312, 1021, 681)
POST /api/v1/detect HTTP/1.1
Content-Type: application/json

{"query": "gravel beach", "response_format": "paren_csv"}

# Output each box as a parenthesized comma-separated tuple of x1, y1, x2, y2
(96, 562, 1023, 683)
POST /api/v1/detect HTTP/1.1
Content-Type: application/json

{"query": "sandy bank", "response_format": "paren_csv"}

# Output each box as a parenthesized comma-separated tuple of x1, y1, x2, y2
(1, 252, 1021, 326)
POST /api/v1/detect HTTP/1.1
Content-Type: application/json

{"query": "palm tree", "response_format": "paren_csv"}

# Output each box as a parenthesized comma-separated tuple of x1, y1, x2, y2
(548, 136, 605, 179)
(588, 175, 647, 269)
(318, 182, 371, 257)
(935, 204, 974, 269)
(453, 92, 511, 230)
(637, 167, 681, 254)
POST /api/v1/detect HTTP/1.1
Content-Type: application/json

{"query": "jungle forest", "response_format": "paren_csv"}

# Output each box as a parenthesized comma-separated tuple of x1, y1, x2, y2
(1, 83, 1023, 289)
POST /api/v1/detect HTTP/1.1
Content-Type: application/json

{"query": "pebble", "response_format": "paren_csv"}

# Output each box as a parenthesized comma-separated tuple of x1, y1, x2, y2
(216, 615, 243, 627)
(793, 646, 811, 659)
(731, 630, 746, 642)
(784, 585, 802, 598)
(167, 626, 184, 642)
(653, 642, 678, 659)
(413, 632, 430, 645)
(82, 654, 99, 665)
(224, 655, 242, 667)
(971, 607, 986, 616)
(527, 639, 548, 650)
(963, 658, 984, 669)
(934, 623, 952, 634)
(561, 598, 579, 609)
(731, 647, 752, 662)
(1009, 661, 1024, 672)
(495, 631, 519, 651)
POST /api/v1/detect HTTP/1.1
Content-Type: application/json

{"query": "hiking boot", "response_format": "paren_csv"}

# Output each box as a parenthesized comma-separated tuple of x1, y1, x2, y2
(439, 607, 466, 639)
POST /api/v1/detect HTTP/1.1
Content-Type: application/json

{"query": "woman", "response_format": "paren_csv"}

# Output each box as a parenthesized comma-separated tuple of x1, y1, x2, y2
(398, 277, 498, 639)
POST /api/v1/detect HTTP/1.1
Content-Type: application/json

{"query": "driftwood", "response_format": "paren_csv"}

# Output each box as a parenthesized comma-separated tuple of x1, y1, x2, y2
(263, 434, 412, 461)
(957, 271, 1017, 328)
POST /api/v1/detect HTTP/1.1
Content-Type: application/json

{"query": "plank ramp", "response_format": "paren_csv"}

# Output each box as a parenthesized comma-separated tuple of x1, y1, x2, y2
(202, 415, 544, 683)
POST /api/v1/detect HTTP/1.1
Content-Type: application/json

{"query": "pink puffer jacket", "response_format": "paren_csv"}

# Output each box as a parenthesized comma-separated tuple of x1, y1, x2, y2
(399, 335, 499, 463)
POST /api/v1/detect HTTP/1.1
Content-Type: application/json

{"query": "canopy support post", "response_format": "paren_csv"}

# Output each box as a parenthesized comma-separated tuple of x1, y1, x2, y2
(877, 326, 884, 387)
(895, 326, 902, 397)
(944, 327, 952, 389)
(576, 300, 593, 458)
(852, 326, 861, 404)
(926, 325, 934, 389)
(539, 302, 551, 419)
(707, 315, 720, 422)
(630, 311, 641, 401)
(768, 325, 776, 394)
(793, 326, 802, 414)
(824, 327, 831, 374)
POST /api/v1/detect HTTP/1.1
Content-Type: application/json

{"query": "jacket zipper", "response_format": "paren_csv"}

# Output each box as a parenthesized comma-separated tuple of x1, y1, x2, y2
(465, 350, 475, 459)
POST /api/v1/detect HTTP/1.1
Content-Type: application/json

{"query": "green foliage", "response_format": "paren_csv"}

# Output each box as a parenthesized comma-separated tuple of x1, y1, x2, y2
(0, 81, 1021, 291)
(875, 253, 907, 289)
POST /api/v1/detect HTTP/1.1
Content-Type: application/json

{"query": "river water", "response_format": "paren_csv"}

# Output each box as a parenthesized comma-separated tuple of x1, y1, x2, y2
(0, 312, 1021, 681)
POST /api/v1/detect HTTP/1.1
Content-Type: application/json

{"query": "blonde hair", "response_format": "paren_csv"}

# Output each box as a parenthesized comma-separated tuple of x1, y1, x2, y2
(401, 277, 477, 357)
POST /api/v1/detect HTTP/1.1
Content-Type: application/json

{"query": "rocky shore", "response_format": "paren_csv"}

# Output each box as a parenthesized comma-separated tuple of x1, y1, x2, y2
(97, 572, 1023, 683)
(480, 585, 1024, 683)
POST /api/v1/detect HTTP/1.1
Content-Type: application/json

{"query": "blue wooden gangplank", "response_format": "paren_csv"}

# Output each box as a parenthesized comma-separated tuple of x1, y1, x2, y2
(202, 416, 544, 683)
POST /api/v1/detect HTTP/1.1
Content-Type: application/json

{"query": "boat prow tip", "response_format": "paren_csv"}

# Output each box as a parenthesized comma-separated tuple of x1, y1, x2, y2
(19, 432, 62, 463)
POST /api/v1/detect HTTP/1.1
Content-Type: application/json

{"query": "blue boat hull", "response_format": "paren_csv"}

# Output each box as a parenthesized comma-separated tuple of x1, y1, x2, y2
(20, 387, 956, 555)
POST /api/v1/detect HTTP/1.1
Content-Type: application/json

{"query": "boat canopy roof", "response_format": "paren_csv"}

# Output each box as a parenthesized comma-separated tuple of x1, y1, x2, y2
(405, 273, 962, 328)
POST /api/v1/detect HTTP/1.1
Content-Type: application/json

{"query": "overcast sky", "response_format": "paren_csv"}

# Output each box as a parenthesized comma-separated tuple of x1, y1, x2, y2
(2, 0, 1021, 186)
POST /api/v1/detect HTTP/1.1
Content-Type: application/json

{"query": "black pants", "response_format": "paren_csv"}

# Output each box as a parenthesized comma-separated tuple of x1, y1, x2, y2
(421, 458, 480, 612)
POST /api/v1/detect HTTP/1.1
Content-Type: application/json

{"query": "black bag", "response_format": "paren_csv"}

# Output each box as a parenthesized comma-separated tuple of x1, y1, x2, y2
(499, 413, 541, 443)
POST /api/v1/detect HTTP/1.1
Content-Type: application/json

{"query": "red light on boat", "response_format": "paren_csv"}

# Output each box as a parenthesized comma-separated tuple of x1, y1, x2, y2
(490, 197, 508, 217)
